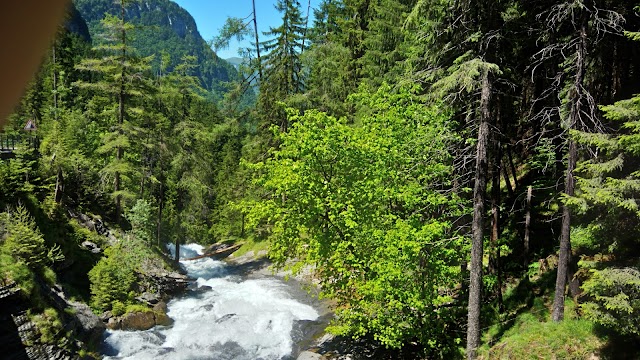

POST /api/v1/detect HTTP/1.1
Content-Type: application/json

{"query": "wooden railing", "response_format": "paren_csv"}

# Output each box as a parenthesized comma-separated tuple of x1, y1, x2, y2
(0, 134, 40, 154)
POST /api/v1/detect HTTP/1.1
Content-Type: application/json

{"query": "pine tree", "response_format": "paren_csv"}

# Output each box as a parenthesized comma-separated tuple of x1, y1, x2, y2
(259, 0, 307, 132)
(75, 0, 153, 222)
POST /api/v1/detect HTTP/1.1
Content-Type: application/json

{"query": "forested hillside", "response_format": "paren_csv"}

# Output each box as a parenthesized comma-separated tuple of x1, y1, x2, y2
(74, 0, 240, 101)
(2, 0, 640, 359)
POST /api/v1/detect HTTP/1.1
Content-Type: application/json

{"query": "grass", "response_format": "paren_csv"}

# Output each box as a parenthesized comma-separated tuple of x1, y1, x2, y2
(229, 236, 269, 259)
(482, 316, 601, 359)
(478, 267, 605, 360)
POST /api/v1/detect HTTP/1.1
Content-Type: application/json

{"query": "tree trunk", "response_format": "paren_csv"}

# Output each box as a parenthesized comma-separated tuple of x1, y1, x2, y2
(174, 234, 180, 263)
(54, 165, 63, 203)
(552, 20, 585, 322)
(490, 145, 503, 312)
(524, 185, 532, 269)
(252, 0, 263, 82)
(157, 181, 164, 247)
(467, 69, 491, 360)
(501, 156, 514, 197)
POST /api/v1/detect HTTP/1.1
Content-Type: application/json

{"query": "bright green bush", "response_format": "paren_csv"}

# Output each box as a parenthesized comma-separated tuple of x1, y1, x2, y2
(31, 308, 64, 345)
(2, 206, 47, 268)
(88, 242, 138, 312)
(581, 267, 640, 335)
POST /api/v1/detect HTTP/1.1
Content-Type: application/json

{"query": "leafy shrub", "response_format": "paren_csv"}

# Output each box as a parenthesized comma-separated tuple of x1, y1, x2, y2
(31, 308, 64, 345)
(88, 243, 138, 312)
(581, 267, 640, 335)
(126, 199, 155, 244)
(88, 235, 156, 312)
(2, 206, 48, 268)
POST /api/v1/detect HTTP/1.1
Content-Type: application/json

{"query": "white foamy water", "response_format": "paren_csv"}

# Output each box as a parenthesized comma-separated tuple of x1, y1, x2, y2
(101, 244, 319, 360)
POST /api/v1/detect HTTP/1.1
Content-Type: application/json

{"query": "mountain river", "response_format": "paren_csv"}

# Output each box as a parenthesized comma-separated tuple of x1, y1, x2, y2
(101, 244, 325, 360)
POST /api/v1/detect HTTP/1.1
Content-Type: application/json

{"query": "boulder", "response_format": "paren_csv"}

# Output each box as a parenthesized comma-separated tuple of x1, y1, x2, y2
(68, 300, 106, 347)
(119, 311, 156, 331)
(154, 312, 174, 327)
(152, 301, 168, 313)
(136, 292, 160, 305)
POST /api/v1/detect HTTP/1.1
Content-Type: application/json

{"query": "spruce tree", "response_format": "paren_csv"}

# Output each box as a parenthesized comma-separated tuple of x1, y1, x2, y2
(75, 0, 153, 222)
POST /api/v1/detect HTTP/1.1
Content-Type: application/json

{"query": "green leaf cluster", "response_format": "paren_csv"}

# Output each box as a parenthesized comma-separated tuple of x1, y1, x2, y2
(249, 85, 466, 351)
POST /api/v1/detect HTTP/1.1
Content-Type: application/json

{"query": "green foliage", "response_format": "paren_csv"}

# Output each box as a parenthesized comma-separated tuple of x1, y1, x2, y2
(87, 236, 154, 312)
(31, 308, 64, 345)
(581, 267, 640, 335)
(1, 206, 48, 268)
(127, 199, 155, 244)
(248, 85, 466, 352)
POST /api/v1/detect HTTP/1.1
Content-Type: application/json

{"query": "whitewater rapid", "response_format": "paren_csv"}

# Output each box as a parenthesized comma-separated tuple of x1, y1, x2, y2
(101, 244, 320, 360)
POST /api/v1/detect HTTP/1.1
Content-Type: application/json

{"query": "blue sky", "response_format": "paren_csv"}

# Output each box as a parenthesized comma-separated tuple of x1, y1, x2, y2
(173, 0, 322, 59)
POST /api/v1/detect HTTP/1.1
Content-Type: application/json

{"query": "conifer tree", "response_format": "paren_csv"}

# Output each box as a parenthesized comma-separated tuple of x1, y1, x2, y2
(75, 0, 153, 222)
(259, 0, 307, 132)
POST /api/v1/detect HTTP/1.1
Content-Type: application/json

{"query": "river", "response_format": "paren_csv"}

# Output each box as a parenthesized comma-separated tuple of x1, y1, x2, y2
(101, 244, 324, 360)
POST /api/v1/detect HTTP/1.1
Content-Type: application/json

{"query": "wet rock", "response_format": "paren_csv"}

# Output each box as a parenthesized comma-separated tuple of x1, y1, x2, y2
(119, 311, 156, 331)
(153, 301, 168, 313)
(155, 312, 174, 327)
(297, 351, 323, 360)
(68, 299, 106, 347)
(136, 292, 160, 305)
(81, 240, 101, 254)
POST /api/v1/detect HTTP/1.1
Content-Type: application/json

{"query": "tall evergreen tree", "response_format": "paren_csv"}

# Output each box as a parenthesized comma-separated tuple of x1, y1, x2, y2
(259, 0, 307, 132)
(75, 0, 153, 222)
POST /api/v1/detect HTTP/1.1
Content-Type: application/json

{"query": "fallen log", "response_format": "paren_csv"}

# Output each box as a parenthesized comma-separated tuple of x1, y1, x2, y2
(183, 243, 242, 261)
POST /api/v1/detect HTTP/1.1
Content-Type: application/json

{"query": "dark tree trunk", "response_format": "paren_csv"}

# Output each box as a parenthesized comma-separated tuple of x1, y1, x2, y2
(174, 234, 180, 264)
(157, 181, 164, 247)
(54, 166, 64, 203)
(252, 0, 263, 82)
(490, 145, 503, 312)
(524, 185, 532, 269)
(467, 70, 491, 360)
(552, 20, 585, 322)
(501, 155, 514, 197)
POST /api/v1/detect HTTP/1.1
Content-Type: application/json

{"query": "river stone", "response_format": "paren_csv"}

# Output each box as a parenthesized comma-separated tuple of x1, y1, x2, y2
(155, 312, 174, 326)
(153, 301, 168, 313)
(120, 311, 156, 331)
(297, 351, 323, 360)
(68, 300, 105, 346)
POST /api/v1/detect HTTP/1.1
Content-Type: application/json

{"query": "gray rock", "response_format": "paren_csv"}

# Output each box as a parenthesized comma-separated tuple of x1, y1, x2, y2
(297, 351, 323, 360)
(136, 292, 160, 305)
(81, 240, 101, 253)
(68, 300, 106, 346)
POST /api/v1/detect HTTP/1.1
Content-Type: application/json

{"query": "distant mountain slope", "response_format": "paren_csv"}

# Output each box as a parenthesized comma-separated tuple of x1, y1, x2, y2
(225, 57, 246, 69)
(73, 0, 236, 99)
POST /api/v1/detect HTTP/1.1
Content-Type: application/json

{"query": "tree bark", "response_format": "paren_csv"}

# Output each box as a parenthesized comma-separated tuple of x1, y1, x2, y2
(467, 69, 491, 360)
(552, 20, 585, 322)
(54, 165, 63, 203)
(490, 145, 503, 312)
(524, 185, 532, 269)
(157, 181, 164, 247)
(252, 0, 263, 82)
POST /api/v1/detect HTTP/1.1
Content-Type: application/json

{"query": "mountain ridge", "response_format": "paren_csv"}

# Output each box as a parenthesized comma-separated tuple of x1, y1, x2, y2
(73, 0, 237, 100)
